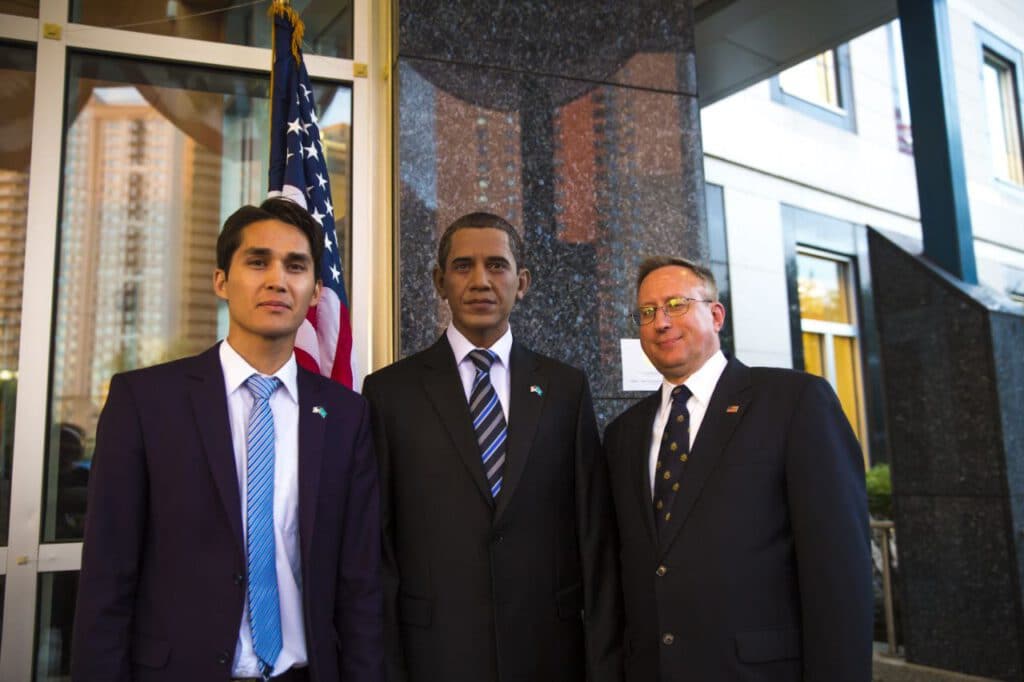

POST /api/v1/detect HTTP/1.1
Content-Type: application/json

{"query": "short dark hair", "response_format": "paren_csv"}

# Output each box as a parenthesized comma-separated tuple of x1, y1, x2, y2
(636, 256, 719, 301)
(436, 212, 526, 271)
(216, 197, 324, 276)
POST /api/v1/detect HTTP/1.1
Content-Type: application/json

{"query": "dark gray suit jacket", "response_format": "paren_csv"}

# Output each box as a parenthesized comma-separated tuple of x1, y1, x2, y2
(604, 357, 872, 682)
(362, 336, 622, 682)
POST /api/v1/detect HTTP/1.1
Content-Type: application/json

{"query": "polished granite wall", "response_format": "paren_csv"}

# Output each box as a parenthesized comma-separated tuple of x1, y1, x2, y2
(396, 0, 707, 425)
(868, 229, 1024, 680)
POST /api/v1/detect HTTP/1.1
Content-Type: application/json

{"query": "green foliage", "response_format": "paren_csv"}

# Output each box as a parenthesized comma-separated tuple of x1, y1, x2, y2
(865, 463, 892, 519)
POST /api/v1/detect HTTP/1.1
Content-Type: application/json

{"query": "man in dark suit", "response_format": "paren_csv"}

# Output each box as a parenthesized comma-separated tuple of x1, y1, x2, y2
(605, 256, 872, 681)
(72, 198, 382, 682)
(362, 212, 622, 682)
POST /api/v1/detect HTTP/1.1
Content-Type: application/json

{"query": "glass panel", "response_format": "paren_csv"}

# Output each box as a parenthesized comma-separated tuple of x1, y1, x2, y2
(778, 51, 840, 109)
(0, 43, 35, 547)
(35, 571, 78, 681)
(983, 53, 1024, 185)
(802, 332, 824, 377)
(833, 335, 863, 446)
(796, 253, 851, 323)
(0, 0, 38, 17)
(43, 53, 352, 541)
(70, 0, 353, 59)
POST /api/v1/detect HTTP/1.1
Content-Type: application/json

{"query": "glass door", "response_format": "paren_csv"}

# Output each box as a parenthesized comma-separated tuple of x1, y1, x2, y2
(0, 0, 387, 678)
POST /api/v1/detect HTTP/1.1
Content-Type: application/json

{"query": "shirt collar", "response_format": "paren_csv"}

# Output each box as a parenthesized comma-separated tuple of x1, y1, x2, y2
(446, 323, 513, 369)
(219, 339, 299, 404)
(659, 349, 728, 409)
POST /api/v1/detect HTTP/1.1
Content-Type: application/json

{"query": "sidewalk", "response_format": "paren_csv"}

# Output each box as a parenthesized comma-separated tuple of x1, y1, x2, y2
(873, 652, 998, 681)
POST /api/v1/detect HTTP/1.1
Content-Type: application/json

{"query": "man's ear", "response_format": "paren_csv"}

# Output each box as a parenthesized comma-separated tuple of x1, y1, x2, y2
(515, 267, 531, 301)
(213, 269, 228, 301)
(711, 301, 727, 333)
(310, 278, 322, 307)
(432, 266, 446, 299)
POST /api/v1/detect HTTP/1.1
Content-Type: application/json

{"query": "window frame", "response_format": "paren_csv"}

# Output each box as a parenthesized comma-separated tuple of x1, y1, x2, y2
(795, 247, 868, 462)
(976, 25, 1024, 189)
(770, 44, 857, 132)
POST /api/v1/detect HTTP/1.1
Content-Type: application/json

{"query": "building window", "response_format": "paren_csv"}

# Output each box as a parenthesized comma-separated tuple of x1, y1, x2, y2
(0, 42, 34, 548)
(796, 248, 867, 461)
(982, 46, 1024, 185)
(779, 51, 840, 108)
(770, 45, 856, 131)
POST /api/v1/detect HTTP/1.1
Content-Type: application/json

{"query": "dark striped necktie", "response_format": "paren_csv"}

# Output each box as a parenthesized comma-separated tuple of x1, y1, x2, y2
(468, 349, 507, 498)
(654, 384, 692, 533)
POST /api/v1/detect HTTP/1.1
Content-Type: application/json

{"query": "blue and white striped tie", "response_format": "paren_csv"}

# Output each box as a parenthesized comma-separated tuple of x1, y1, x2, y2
(468, 349, 507, 498)
(244, 374, 283, 677)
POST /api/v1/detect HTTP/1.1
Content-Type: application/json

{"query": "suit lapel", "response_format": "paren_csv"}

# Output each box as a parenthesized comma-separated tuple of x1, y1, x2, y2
(297, 367, 326, 566)
(629, 392, 662, 546)
(421, 337, 495, 507)
(658, 359, 752, 557)
(495, 342, 543, 522)
(187, 344, 244, 560)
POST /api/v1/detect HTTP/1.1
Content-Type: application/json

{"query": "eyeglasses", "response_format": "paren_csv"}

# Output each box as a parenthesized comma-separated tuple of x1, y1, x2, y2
(630, 297, 712, 326)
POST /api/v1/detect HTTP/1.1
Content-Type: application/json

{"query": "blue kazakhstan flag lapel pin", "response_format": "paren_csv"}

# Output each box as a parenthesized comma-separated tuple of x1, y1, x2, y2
(312, 406, 327, 418)
(530, 385, 543, 397)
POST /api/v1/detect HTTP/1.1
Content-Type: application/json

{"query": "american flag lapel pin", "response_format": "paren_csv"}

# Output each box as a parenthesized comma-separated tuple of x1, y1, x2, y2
(726, 404, 740, 414)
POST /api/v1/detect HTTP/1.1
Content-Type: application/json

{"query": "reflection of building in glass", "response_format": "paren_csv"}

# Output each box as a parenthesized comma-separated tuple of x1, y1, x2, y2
(0, 169, 28, 376)
(435, 92, 522, 230)
(321, 121, 351, 281)
(53, 90, 221, 431)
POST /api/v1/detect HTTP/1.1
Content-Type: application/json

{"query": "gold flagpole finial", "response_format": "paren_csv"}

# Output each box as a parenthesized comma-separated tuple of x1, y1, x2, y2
(269, 0, 305, 64)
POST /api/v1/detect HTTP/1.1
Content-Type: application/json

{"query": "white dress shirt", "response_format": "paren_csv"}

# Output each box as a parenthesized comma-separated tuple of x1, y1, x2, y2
(647, 350, 728, 496)
(220, 340, 307, 677)
(446, 323, 512, 422)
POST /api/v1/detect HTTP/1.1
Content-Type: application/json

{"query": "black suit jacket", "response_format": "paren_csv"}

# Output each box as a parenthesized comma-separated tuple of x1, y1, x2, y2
(604, 358, 872, 682)
(72, 344, 383, 682)
(362, 336, 622, 682)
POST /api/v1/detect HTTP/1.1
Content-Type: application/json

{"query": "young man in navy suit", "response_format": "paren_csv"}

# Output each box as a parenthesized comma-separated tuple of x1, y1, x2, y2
(362, 213, 622, 682)
(604, 256, 872, 681)
(72, 198, 382, 682)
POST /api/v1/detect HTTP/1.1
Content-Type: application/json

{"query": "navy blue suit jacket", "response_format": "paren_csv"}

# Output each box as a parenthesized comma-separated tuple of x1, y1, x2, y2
(604, 358, 872, 681)
(72, 344, 383, 682)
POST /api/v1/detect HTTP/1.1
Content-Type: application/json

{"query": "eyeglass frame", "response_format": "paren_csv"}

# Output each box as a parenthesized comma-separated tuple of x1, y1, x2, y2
(630, 296, 713, 326)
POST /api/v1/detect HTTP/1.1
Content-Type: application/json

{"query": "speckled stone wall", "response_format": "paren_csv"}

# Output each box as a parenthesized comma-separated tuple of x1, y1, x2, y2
(395, 1, 706, 427)
(868, 229, 1024, 680)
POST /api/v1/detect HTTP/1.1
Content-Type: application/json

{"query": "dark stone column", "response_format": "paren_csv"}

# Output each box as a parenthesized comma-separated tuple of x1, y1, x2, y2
(869, 229, 1024, 679)
(395, 1, 707, 426)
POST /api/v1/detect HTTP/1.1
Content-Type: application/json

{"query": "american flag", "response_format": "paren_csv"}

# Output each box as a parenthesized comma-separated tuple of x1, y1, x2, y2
(267, 3, 353, 388)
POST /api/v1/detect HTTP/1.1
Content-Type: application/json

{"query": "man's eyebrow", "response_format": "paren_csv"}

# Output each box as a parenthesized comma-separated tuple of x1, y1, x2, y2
(240, 247, 311, 262)
(637, 294, 687, 306)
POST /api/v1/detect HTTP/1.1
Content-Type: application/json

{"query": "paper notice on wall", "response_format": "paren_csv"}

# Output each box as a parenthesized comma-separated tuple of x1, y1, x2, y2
(620, 339, 662, 392)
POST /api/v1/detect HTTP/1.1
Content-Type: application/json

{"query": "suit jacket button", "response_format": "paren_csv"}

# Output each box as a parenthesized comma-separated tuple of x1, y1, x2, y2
(493, 533, 503, 544)
(656, 565, 667, 577)
(662, 633, 675, 645)
(217, 651, 229, 665)
(234, 572, 244, 585)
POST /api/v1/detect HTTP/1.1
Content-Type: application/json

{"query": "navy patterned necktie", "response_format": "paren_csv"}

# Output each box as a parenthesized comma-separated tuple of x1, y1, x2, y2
(653, 384, 692, 533)
(468, 349, 508, 498)
(244, 374, 283, 677)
